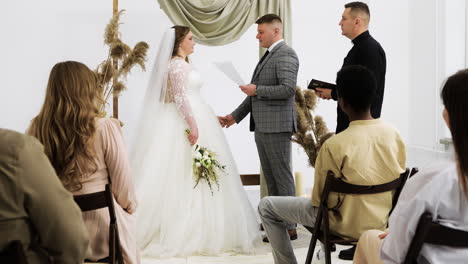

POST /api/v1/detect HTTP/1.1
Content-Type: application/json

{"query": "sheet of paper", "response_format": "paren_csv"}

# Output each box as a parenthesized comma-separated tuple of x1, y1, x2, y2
(213, 61, 245, 85)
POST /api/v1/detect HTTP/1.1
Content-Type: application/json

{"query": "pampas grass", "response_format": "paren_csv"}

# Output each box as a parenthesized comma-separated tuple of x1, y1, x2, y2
(292, 87, 334, 167)
(96, 9, 149, 112)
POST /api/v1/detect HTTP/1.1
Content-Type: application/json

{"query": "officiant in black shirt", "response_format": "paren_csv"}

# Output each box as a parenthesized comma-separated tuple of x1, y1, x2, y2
(316, 1, 386, 134)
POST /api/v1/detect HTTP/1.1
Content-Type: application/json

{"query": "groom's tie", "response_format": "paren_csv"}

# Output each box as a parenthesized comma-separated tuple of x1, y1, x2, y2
(258, 50, 270, 65)
(253, 50, 269, 78)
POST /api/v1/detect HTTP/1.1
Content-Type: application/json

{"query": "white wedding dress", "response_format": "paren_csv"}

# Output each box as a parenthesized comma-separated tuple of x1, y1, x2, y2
(132, 57, 260, 258)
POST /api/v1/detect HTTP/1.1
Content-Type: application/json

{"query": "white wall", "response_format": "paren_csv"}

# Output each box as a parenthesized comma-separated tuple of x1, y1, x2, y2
(407, 0, 465, 163)
(8, 0, 459, 188)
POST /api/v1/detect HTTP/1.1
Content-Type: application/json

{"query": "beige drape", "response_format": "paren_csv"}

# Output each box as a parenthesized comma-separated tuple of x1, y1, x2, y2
(157, 0, 292, 47)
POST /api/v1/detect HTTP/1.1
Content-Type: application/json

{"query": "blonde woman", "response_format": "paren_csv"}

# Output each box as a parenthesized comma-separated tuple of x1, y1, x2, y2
(28, 61, 139, 264)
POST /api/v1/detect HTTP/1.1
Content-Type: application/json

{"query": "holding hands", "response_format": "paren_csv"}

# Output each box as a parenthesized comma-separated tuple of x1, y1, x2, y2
(217, 115, 236, 128)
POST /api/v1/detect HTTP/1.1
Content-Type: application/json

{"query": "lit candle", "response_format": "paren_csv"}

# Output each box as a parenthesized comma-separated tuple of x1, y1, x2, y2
(295, 171, 305, 197)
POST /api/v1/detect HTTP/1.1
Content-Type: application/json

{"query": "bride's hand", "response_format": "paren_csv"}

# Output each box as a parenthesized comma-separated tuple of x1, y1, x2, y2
(187, 128, 199, 145)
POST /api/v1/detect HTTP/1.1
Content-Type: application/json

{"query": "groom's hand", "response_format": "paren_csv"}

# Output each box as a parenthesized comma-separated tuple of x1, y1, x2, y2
(240, 84, 257, 96)
(217, 116, 226, 127)
(223, 115, 236, 128)
(218, 115, 236, 128)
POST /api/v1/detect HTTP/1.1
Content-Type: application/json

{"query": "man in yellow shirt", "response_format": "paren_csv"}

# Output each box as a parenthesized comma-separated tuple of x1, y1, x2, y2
(258, 65, 406, 264)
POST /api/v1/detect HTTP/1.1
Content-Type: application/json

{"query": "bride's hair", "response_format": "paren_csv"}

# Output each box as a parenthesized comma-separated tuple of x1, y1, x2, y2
(29, 61, 102, 191)
(171, 25, 190, 62)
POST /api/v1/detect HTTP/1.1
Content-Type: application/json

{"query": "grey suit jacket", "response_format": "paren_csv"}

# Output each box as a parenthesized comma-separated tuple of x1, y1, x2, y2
(231, 41, 299, 133)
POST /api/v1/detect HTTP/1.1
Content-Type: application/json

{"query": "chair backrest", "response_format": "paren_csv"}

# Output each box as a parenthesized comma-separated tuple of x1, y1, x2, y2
(321, 170, 407, 202)
(409, 167, 419, 179)
(0, 240, 28, 264)
(74, 184, 123, 264)
(404, 212, 468, 263)
(318, 170, 408, 235)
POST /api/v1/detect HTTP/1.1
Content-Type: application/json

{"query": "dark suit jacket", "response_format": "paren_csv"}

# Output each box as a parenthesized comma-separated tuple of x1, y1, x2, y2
(333, 31, 387, 133)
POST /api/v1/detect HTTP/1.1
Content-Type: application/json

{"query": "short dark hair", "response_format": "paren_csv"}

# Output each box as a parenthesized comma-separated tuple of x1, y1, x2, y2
(441, 69, 468, 196)
(336, 65, 376, 113)
(256, 14, 282, 25)
(345, 2, 370, 18)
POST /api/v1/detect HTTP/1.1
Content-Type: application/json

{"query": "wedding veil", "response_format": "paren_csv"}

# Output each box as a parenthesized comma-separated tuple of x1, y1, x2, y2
(145, 27, 175, 104)
(131, 28, 175, 183)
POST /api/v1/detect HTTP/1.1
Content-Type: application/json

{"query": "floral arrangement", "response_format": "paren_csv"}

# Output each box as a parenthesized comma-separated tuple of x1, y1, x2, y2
(292, 86, 334, 167)
(185, 130, 226, 194)
(95, 10, 149, 114)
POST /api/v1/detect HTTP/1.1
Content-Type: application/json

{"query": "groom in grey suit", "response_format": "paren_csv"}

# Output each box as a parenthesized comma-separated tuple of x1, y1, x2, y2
(219, 14, 299, 237)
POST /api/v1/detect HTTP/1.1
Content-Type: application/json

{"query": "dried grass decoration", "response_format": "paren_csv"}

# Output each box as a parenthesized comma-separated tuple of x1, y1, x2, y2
(292, 87, 334, 167)
(95, 10, 149, 113)
(186, 129, 226, 195)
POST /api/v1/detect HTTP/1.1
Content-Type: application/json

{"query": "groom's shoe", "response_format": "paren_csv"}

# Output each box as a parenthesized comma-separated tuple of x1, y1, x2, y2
(260, 223, 264, 231)
(262, 229, 298, 243)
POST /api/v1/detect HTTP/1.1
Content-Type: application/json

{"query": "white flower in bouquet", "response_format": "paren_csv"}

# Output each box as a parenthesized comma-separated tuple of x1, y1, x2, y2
(185, 129, 226, 195)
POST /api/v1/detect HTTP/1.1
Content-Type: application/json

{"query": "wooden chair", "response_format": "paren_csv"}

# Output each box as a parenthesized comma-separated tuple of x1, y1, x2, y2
(408, 167, 419, 179)
(0, 240, 28, 264)
(240, 173, 260, 186)
(388, 167, 417, 217)
(304, 169, 410, 264)
(403, 212, 468, 263)
(74, 184, 124, 264)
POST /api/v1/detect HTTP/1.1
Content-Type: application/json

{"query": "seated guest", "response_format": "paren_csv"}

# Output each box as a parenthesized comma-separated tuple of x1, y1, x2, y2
(353, 69, 468, 264)
(28, 61, 139, 264)
(0, 128, 89, 263)
(258, 65, 406, 264)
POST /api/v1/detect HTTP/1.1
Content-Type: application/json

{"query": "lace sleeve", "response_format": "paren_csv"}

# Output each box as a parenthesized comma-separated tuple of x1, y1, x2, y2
(168, 58, 197, 131)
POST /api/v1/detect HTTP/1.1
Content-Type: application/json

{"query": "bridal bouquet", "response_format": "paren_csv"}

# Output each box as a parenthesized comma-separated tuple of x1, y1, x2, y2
(185, 129, 226, 194)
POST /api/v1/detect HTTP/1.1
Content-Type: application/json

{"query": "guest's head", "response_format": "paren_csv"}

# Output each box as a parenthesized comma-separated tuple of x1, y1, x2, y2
(255, 14, 283, 49)
(171, 25, 193, 60)
(441, 69, 468, 195)
(29, 61, 101, 191)
(339, 2, 370, 40)
(336, 65, 376, 120)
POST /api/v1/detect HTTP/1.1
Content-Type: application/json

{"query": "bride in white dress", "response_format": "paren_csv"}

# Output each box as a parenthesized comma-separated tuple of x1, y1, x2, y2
(131, 26, 261, 258)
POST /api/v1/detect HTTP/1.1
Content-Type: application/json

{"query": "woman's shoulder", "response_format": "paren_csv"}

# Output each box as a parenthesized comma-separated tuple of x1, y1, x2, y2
(169, 57, 190, 69)
(96, 118, 122, 134)
(405, 159, 458, 196)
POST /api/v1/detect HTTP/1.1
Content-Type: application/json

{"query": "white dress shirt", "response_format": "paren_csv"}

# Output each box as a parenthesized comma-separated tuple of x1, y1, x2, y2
(381, 155, 468, 263)
(268, 39, 284, 52)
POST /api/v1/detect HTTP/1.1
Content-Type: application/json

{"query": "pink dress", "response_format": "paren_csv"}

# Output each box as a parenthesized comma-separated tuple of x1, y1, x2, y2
(74, 118, 139, 264)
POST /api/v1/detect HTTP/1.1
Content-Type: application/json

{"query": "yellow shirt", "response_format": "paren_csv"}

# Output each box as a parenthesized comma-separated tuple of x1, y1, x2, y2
(311, 119, 406, 240)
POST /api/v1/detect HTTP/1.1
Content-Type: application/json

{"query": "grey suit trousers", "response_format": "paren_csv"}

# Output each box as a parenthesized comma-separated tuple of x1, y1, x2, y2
(258, 197, 318, 264)
(255, 131, 296, 229)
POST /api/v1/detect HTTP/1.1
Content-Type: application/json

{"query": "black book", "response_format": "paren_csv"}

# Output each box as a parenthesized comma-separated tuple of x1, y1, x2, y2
(307, 79, 336, 90)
